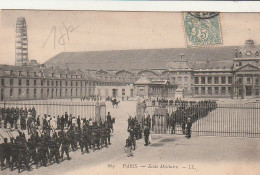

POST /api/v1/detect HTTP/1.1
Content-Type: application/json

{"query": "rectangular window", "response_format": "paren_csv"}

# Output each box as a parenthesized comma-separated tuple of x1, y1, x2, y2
(60, 81, 62, 87)
(56, 81, 58, 86)
(215, 87, 219, 95)
(221, 87, 226, 95)
(27, 72, 29, 77)
(26, 89, 29, 98)
(10, 89, 13, 98)
(47, 89, 49, 97)
(26, 79, 29, 86)
(34, 80, 37, 86)
(195, 77, 199, 84)
(122, 89, 125, 96)
(76, 81, 78, 87)
(66, 81, 68, 86)
(19, 79, 22, 86)
(208, 77, 212, 84)
(201, 87, 205, 95)
(247, 78, 251, 85)
(34, 89, 37, 98)
(208, 87, 212, 95)
(10, 79, 13, 86)
(201, 77, 205, 84)
(41, 80, 44, 86)
(195, 87, 199, 95)
(228, 77, 233, 84)
(34, 72, 37, 77)
(238, 78, 243, 84)
(1, 79, 4, 86)
(81, 81, 82, 87)
(221, 77, 226, 84)
(47, 80, 49, 86)
(71, 81, 73, 86)
(214, 77, 219, 84)
(18, 89, 22, 98)
(228, 87, 232, 94)
(52, 81, 54, 86)
(41, 89, 44, 98)
(256, 78, 259, 85)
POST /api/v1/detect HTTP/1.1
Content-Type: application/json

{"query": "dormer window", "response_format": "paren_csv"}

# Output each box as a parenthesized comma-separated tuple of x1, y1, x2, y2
(60, 74, 62, 78)
(239, 52, 242, 57)
(18, 71, 21, 76)
(52, 73, 54, 78)
(41, 72, 44, 77)
(10, 70, 13, 76)
(256, 51, 259, 57)
(246, 51, 252, 56)
(27, 72, 29, 77)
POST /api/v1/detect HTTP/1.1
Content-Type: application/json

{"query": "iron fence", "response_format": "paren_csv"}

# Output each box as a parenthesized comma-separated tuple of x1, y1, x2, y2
(0, 100, 106, 127)
(140, 101, 260, 138)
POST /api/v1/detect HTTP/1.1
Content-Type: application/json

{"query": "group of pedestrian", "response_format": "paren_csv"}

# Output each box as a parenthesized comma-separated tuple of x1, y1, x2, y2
(0, 110, 115, 173)
(125, 116, 151, 157)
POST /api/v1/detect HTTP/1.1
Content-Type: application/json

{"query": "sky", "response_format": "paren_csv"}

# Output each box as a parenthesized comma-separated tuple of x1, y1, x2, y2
(0, 10, 260, 65)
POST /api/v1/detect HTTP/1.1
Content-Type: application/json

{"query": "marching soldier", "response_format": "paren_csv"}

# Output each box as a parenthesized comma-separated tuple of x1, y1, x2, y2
(61, 133, 71, 161)
(125, 135, 133, 157)
(0, 138, 10, 170)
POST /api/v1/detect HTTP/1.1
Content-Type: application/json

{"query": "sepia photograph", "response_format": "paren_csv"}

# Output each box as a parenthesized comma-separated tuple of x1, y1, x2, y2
(0, 9, 260, 175)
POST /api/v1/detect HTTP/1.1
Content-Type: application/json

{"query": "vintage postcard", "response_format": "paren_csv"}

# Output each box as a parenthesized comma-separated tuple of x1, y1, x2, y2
(0, 9, 260, 175)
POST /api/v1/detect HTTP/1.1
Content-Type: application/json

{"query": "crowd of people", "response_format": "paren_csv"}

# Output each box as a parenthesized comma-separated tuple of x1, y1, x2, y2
(0, 107, 37, 130)
(125, 116, 151, 157)
(0, 107, 115, 173)
(147, 99, 217, 138)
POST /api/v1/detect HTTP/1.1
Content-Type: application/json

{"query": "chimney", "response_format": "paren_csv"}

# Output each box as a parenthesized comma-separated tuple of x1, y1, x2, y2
(180, 54, 184, 60)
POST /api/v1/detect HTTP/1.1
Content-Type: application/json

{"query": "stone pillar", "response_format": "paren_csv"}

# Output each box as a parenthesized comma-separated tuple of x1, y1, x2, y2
(242, 75, 245, 99)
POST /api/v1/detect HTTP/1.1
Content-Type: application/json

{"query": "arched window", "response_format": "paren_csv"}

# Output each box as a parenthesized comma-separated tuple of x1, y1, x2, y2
(256, 51, 259, 57)
(239, 52, 242, 57)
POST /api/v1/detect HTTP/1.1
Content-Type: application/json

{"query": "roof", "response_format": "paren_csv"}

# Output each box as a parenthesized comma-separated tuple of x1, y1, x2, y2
(44, 46, 242, 70)
(134, 76, 151, 85)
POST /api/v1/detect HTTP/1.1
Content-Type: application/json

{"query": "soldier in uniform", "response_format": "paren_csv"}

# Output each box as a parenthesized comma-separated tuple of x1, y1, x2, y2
(91, 123, 100, 150)
(61, 133, 71, 161)
(61, 115, 65, 131)
(105, 122, 111, 145)
(170, 112, 176, 134)
(100, 124, 107, 148)
(125, 136, 133, 157)
(186, 118, 192, 139)
(65, 112, 69, 127)
(144, 124, 150, 146)
(0, 138, 10, 170)
(48, 136, 60, 164)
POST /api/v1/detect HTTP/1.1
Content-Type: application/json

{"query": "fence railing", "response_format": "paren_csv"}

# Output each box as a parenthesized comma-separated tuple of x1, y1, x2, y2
(139, 101, 260, 138)
(0, 100, 106, 121)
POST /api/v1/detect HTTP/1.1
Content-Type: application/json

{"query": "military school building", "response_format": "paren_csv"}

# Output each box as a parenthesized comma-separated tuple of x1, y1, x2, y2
(1, 39, 260, 101)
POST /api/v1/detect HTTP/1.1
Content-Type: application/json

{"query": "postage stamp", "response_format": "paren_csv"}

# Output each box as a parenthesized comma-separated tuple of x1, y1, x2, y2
(183, 12, 223, 48)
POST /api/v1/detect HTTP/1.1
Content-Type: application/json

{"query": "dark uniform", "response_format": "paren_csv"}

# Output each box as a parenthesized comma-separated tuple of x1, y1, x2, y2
(61, 134, 71, 160)
(144, 126, 150, 146)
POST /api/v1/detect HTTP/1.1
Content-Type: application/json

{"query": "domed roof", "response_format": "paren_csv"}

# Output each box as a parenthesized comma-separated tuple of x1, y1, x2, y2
(236, 40, 260, 58)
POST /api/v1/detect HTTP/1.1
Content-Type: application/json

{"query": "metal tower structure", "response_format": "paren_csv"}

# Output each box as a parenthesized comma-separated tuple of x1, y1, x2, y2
(15, 17, 28, 66)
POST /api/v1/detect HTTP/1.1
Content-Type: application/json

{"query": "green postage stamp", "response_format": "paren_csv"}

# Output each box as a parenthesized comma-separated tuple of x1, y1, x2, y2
(183, 12, 223, 48)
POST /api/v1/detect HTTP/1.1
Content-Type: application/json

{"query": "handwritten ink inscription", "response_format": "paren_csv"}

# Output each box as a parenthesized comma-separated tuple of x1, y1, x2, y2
(42, 23, 80, 48)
